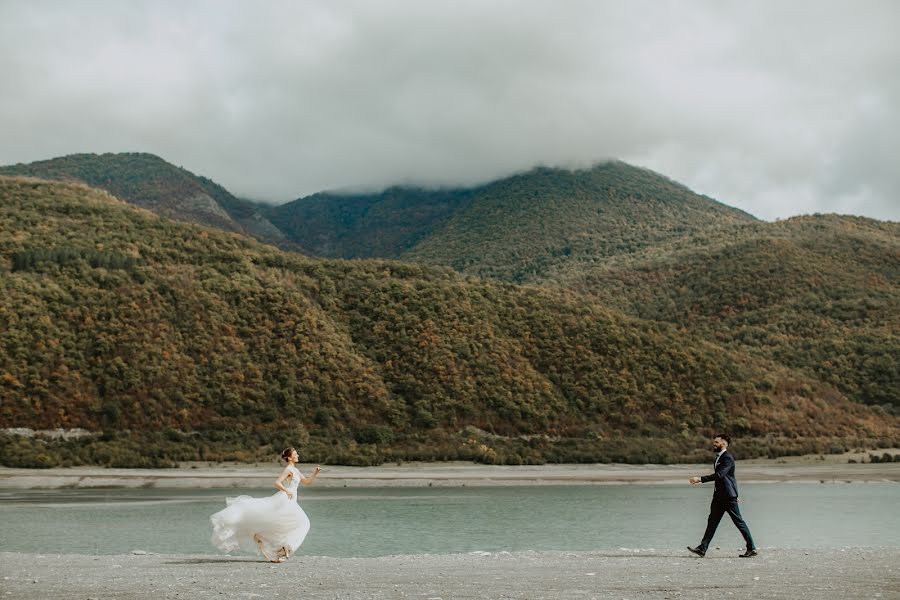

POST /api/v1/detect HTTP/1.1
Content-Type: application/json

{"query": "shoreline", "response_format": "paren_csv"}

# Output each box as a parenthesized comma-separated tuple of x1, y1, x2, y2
(2, 548, 897, 599)
(1, 455, 898, 489)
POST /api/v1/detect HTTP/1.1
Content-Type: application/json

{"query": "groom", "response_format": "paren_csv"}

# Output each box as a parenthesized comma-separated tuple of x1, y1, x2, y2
(687, 434, 758, 558)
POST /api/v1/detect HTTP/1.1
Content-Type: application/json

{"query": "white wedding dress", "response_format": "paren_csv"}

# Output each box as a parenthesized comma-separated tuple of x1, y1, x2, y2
(210, 465, 310, 557)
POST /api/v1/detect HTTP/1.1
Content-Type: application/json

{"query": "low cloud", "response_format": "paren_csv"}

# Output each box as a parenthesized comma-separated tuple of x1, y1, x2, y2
(1, 0, 897, 220)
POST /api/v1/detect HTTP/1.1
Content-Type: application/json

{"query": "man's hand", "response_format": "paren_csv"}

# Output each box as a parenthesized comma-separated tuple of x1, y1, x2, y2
(689, 476, 701, 484)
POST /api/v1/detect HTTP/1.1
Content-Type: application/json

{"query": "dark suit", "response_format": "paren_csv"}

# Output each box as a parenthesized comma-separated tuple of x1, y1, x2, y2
(697, 450, 755, 552)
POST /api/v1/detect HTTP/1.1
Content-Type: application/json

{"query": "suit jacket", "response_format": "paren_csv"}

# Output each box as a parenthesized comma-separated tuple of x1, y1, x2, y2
(700, 450, 739, 499)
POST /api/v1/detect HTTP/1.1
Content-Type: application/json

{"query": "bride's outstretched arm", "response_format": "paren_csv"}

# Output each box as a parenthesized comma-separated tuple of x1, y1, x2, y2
(300, 465, 322, 485)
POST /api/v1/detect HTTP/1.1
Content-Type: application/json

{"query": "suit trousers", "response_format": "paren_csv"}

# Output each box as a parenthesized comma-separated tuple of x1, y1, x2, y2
(699, 495, 755, 552)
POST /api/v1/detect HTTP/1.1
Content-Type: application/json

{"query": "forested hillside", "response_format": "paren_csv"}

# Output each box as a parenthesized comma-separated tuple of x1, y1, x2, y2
(557, 216, 900, 411)
(275, 162, 898, 416)
(2, 177, 892, 467)
(402, 162, 757, 281)
(268, 162, 757, 280)
(267, 186, 475, 258)
(0, 153, 292, 250)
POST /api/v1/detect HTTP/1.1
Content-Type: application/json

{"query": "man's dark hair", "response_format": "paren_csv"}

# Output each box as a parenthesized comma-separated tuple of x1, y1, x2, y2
(714, 433, 731, 444)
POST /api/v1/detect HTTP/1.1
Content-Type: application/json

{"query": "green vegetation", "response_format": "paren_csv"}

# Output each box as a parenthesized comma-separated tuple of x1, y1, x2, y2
(559, 215, 900, 411)
(268, 160, 899, 416)
(403, 162, 756, 281)
(2, 176, 893, 467)
(868, 452, 900, 463)
(0, 153, 290, 249)
(266, 161, 899, 415)
(267, 162, 756, 278)
(267, 186, 475, 258)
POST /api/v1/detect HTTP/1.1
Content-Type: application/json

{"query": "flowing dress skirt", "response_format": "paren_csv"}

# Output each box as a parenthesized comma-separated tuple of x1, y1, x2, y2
(210, 491, 310, 556)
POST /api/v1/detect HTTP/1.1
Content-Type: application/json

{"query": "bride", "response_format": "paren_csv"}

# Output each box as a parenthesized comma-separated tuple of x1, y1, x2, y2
(210, 447, 322, 562)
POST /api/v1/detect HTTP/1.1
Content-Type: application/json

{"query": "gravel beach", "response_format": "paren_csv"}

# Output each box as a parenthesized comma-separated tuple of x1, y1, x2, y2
(2, 548, 897, 599)
(3, 459, 897, 598)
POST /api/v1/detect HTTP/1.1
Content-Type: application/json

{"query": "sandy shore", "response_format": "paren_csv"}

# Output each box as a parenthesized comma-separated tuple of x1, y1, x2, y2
(2, 548, 897, 599)
(1, 457, 898, 490)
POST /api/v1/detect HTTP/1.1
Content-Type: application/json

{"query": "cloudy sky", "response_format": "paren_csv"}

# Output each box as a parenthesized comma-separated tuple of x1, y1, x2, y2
(1, 1, 898, 220)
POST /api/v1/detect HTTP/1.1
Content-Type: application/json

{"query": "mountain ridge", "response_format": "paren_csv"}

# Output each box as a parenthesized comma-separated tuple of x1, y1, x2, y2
(3, 153, 896, 420)
(2, 175, 893, 467)
(0, 152, 295, 251)
(266, 161, 759, 275)
(266, 185, 477, 258)
(400, 161, 757, 281)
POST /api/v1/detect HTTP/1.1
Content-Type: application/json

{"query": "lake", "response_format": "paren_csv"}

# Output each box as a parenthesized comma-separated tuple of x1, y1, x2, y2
(1, 483, 897, 556)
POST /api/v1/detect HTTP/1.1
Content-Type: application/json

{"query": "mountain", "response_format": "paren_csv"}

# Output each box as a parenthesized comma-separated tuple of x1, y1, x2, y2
(2, 176, 893, 467)
(0, 153, 293, 250)
(561, 215, 900, 410)
(402, 162, 758, 281)
(269, 162, 899, 413)
(1, 155, 758, 279)
(267, 186, 475, 258)
(270, 162, 757, 281)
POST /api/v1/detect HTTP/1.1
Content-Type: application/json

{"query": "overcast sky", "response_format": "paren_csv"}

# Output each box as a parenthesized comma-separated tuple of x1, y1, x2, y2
(1, 1, 898, 221)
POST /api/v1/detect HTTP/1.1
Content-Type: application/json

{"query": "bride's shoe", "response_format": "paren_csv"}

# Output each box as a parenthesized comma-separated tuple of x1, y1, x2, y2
(254, 534, 276, 562)
(275, 546, 290, 562)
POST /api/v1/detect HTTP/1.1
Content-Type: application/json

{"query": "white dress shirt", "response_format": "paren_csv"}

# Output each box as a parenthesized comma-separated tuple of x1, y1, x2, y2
(714, 448, 726, 468)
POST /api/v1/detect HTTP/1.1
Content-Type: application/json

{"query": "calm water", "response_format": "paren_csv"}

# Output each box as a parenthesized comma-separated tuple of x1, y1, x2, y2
(1, 483, 897, 556)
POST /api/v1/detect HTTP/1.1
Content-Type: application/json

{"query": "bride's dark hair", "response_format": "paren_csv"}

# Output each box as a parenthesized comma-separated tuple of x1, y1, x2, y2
(280, 447, 295, 462)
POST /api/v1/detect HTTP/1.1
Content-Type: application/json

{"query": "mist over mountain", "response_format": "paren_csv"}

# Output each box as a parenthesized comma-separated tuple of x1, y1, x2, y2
(267, 161, 757, 280)
(400, 162, 758, 281)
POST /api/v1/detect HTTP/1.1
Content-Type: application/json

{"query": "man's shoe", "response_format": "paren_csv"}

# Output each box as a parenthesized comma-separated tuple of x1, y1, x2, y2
(739, 549, 758, 558)
(687, 546, 705, 558)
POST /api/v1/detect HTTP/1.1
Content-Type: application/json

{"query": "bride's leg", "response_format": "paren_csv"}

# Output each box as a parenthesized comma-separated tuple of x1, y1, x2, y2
(254, 534, 276, 562)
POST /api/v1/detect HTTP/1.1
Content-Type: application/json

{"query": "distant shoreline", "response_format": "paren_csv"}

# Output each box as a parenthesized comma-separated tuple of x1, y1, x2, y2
(1, 452, 898, 489)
